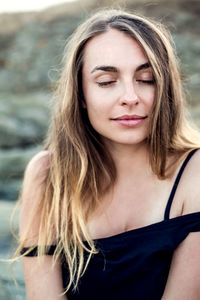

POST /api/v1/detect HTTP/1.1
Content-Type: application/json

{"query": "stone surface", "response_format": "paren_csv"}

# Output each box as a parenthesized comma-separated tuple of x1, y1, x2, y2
(0, 91, 48, 200)
(0, 201, 25, 300)
(0, 92, 50, 148)
(0, 146, 42, 200)
(0, 16, 82, 93)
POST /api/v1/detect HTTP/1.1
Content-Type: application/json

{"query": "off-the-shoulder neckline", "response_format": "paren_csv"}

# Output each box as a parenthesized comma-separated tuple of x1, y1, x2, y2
(20, 212, 200, 254)
(87, 211, 200, 243)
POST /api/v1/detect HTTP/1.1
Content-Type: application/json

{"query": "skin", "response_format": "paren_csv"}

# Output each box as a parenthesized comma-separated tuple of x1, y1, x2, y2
(82, 28, 200, 298)
(82, 29, 176, 237)
(82, 28, 155, 148)
(20, 152, 67, 300)
(20, 28, 200, 299)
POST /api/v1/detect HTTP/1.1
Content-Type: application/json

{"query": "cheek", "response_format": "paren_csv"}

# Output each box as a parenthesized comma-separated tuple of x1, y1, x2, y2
(86, 97, 110, 121)
(84, 86, 113, 117)
(85, 97, 109, 134)
(138, 85, 155, 107)
(150, 87, 156, 107)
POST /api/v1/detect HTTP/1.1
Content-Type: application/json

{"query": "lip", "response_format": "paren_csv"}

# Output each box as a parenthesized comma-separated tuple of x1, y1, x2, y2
(111, 114, 147, 127)
(113, 114, 147, 120)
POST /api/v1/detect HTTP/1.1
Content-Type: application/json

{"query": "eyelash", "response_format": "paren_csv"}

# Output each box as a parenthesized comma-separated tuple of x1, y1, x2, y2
(137, 80, 155, 85)
(97, 81, 116, 87)
(97, 79, 155, 87)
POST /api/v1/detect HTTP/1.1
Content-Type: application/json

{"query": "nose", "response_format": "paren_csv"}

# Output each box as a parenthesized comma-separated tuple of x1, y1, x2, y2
(120, 81, 139, 106)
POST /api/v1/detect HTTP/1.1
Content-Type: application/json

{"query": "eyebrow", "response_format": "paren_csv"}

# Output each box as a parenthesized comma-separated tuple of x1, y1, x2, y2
(91, 62, 151, 74)
(136, 62, 151, 72)
(91, 65, 118, 73)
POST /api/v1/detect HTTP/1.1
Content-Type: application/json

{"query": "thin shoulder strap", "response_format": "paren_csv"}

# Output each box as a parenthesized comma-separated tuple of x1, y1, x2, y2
(164, 149, 198, 220)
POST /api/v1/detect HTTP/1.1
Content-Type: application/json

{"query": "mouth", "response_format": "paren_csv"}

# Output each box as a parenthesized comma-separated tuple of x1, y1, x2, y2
(112, 114, 147, 120)
(111, 114, 147, 127)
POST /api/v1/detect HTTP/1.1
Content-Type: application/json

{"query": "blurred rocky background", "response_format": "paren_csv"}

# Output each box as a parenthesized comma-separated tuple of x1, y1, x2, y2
(0, 0, 199, 298)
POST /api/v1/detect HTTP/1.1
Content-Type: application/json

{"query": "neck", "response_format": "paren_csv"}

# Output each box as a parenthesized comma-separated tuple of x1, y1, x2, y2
(104, 140, 152, 180)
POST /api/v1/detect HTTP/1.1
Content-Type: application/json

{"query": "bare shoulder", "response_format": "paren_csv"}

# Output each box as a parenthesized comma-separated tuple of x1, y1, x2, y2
(182, 149, 200, 214)
(22, 150, 51, 192)
(19, 150, 51, 240)
(25, 150, 51, 179)
(21, 149, 51, 205)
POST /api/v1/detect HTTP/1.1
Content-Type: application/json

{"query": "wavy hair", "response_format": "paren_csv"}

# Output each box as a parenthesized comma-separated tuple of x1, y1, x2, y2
(14, 8, 200, 293)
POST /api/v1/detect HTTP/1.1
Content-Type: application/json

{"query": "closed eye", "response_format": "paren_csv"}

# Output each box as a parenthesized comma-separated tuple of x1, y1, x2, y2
(97, 81, 116, 87)
(137, 79, 155, 85)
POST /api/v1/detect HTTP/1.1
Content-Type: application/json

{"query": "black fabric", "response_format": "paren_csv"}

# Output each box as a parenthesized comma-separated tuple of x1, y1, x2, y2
(164, 149, 197, 220)
(20, 245, 56, 256)
(64, 212, 200, 300)
(21, 149, 200, 300)
(63, 149, 200, 300)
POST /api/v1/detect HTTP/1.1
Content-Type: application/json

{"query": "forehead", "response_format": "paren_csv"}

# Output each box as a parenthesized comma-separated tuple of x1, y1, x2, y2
(83, 28, 148, 71)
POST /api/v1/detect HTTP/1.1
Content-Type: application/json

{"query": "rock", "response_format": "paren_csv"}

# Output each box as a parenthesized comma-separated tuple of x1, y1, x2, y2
(0, 278, 25, 300)
(0, 146, 42, 200)
(0, 201, 25, 300)
(0, 179, 22, 202)
(0, 92, 50, 148)
(0, 15, 82, 93)
(0, 92, 48, 200)
(173, 33, 200, 105)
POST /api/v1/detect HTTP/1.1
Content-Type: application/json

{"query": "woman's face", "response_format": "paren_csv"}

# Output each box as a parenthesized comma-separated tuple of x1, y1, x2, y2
(82, 28, 155, 147)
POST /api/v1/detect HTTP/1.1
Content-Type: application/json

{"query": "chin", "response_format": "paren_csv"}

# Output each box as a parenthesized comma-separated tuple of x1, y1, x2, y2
(103, 135, 148, 147)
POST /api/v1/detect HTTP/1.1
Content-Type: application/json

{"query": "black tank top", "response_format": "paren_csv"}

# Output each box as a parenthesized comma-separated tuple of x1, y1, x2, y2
(63, 149, 200, 300)
(21, 149, 200, 300)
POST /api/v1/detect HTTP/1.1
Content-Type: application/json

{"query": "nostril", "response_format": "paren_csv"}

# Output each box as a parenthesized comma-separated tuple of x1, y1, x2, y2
(120, 95, 139, 105)
(119, 81, 140, 105)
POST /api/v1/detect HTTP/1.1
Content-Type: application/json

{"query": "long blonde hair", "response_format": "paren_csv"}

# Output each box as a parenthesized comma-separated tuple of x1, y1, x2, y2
(15, 8, 200, 292)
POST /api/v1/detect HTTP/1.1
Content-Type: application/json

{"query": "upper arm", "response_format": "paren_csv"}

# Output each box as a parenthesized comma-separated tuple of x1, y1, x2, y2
(19, 151, 68, 299)
(19, 150, 50, 244)
(162, 232, 200, 299)
(22, 256, 68, 300)
(162, 149, 200, 299)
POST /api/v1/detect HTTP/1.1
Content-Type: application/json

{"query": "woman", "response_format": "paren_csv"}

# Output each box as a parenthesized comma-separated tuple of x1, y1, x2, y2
(16, 9, 200, 299)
